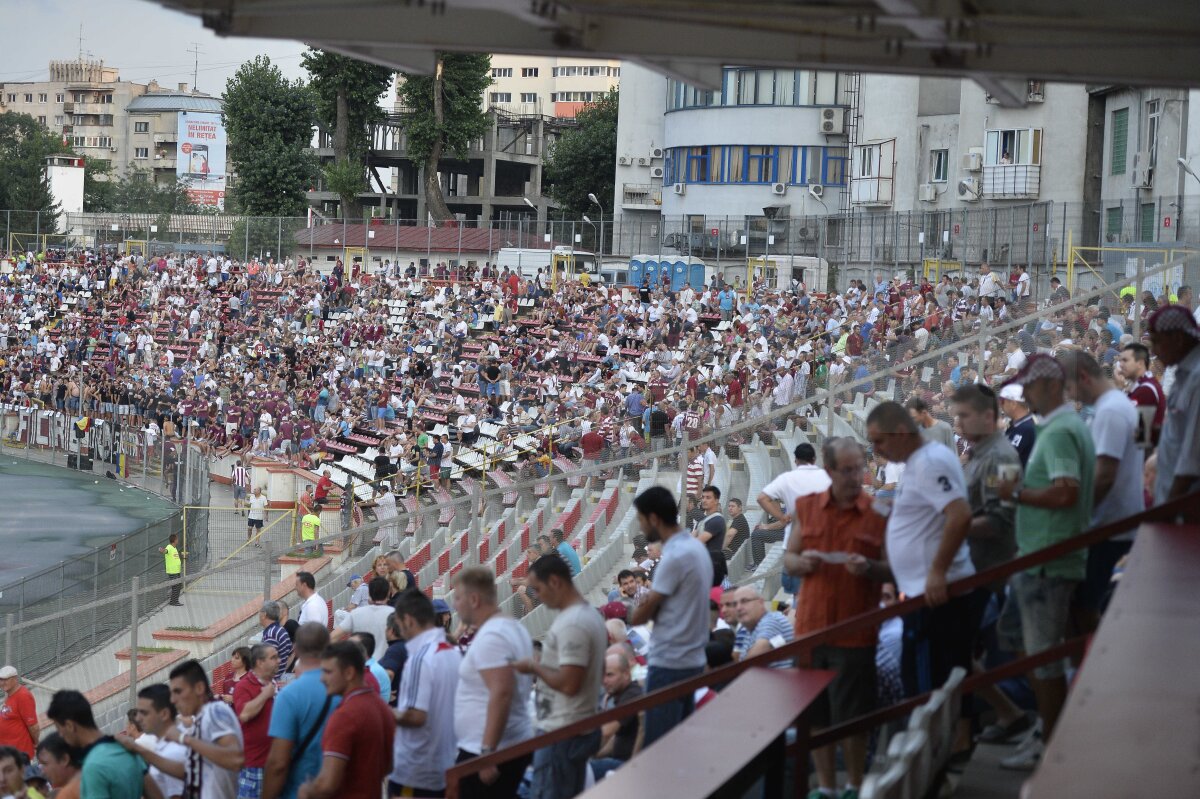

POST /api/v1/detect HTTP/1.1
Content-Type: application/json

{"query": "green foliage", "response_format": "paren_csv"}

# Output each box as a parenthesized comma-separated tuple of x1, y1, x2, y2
(397, 53, 492, 164)
(229, 216, 306, 262)
(223, 56, 319, 217)
(543, 91, 619, 221)
(92, 167, 199, 215)
(0, 112, 63, 228)
(302, 48, 392, 160)
(323, 159, 367, 207)
(83, 157, 116, 212)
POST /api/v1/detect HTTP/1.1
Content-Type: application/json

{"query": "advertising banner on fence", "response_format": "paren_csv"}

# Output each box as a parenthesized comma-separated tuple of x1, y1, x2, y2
(176, 111, 227, 210)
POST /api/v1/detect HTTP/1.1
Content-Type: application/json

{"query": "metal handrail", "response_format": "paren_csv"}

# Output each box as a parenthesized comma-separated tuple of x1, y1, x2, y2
(444, 488, 1200, 797)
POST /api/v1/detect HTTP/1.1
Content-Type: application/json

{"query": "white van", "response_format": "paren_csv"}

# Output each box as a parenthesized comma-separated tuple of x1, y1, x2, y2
(493, 246, 597, 282)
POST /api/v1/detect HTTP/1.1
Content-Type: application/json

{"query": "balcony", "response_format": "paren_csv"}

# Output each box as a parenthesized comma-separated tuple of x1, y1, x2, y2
(153, 132, 177, 146)
(621, 183, 662, 210)
(982, 164, 1041, 199)
(850, 176, 894, 207)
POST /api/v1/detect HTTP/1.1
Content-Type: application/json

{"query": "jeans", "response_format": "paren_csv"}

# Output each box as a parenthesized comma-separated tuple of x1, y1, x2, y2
(531, 728, 600, 799)
(590, 758, 625, 781)
(643, 665, 704, 747)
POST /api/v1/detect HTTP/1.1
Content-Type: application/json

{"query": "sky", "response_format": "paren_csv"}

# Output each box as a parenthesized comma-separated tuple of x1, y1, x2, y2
(0, 0, 311, 94)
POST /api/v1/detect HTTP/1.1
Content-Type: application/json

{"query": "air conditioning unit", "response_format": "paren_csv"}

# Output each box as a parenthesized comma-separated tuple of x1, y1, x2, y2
(637, 157, 649, 165)
(617, 155, 630, 165)
(873, 245, 895, 262)
(820, 108, 845, 135)
(1131, 151, 1153, 188)
(649, 166, 664, 179)
(649, 147, 663, 160)
(1027, 81, 1045, 102)
(961, 152, 983, 172)
(958, 177, 982, 201)
(809, 184, 824, 199)
(796, 226, 816, 241)
(672, 182, 686, 195)
(649, 224, 659, 238)
(771, 182, 787, 196)
(918, 183, 937, 202)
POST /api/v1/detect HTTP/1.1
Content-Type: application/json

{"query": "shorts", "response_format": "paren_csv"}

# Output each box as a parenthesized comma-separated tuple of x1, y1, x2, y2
(997, 571, 1079, 679)
(248, 518, 264, 529)
(429, 464, 441, 478)
(806, 645, 877, 728)
(237, 766, 263, 799)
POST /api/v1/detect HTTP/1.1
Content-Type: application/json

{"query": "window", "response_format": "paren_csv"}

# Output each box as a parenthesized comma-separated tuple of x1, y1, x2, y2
(822, 147, 848, 186)
(857, 145, 877, 178)
(98, 114, 113, 126)
(135, 147, 149, 159)
(931, 149, 949, 182)
(73, 115, 85, 125)
(489, 92, 512, 103)
(55, 93, 64, 103)
(38, 93, 47, 103)
(984, 128, 1041, 166)
(37, 115, 46, 125)
(1110, 108, 1129, 175)
(103, 94, 113, 103)
(520, 93, 537, 103)
(686, 146, 717, 183)
(668, 145, 845, 187)
(1140, 203, 1156, 242)
(135, 121, 149, 133)
(54, 115, 63, 126)
(24, 93, 32, 103)
(491, 67, 513, 78)
(5, 93, 15, 103)
(521, 67, 538, 77)
(1106, 207, 1123, 240)
(73, 92, 85, 102)
(1147, 100, 1160, 169)
(745, 146, 777, 183)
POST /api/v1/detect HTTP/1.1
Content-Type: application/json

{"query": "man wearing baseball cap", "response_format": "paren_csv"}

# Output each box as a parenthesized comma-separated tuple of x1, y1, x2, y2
(998, 383, 1036, 468)
(995, 354, 1095, 769)
(0, 666, 38, 760)
(1147, 304, 1200, 503)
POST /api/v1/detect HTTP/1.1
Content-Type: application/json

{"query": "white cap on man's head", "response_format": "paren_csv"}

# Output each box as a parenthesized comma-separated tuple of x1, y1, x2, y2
(0, 665, 17, 679)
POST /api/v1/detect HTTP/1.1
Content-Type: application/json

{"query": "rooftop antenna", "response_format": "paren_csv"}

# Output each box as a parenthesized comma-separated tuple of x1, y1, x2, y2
(187, 43, 203, 91)
(77, 24, 84, 60)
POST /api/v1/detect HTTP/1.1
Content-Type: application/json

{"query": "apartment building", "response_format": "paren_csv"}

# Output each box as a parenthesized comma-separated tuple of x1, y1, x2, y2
(486, 55, 620, 118)
(0, 59, 148, 179)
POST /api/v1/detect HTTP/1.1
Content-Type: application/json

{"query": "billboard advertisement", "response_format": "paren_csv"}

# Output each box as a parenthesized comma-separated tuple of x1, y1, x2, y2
(176, 111, 226, 210)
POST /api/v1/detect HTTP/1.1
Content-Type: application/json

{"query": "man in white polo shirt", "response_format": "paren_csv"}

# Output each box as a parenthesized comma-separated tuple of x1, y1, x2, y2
(866, 401, 985, 698)
(753, 443, 832, 585)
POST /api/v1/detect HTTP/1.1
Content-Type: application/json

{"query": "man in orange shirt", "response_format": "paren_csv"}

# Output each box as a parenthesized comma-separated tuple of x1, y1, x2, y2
(0, 666, 38, 761)
(785, 438, 889, 799)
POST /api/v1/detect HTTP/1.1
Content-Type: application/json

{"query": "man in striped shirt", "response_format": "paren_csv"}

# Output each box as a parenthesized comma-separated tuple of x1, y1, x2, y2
(232, 461, 250, 514)
(258, 602, 293, 681)
(731, 586, 793, 668)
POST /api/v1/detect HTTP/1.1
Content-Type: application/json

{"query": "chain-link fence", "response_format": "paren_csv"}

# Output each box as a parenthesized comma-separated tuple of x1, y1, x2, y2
(2, 200, 1196, 295)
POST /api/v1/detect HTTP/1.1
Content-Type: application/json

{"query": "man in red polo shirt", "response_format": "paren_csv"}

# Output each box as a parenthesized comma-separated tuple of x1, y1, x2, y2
(234, 644, 280, 798)
(314, 469, 333, 506)
(785, 437, 889, 799)
(0, 666, 38, 760)
(298, 641, 393, 799)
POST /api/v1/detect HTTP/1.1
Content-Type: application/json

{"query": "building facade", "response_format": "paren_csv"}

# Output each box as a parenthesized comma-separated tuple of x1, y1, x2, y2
(0, 60, 149, 179)
(486, 55, 620, 119)
(124, 90, 224, 197)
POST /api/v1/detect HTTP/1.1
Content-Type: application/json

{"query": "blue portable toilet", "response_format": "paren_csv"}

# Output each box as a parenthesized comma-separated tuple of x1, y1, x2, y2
(629, 256, 645, 287)
(644, 259, 659, 286)
(669, 258, 688, 291)
(687, 258, 707, 290)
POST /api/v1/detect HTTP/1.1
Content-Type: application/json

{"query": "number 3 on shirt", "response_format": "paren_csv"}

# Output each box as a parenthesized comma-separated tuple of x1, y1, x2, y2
(937, 476, 952, 492)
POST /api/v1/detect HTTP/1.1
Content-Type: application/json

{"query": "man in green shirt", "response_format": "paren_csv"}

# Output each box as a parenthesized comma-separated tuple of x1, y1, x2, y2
(301, 510, 322, 557)
(996, 354, 1095, 770)
(159, 533, 184, 606)
(47, 689, 153, 799)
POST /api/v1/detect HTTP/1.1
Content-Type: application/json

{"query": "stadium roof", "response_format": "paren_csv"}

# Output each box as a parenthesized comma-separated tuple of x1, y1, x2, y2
(127, 92, 222, 113)
(149, 0, 1200, 107)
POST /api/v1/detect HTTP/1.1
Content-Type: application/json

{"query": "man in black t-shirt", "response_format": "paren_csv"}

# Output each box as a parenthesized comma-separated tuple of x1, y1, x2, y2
(591, 652, 644, 780)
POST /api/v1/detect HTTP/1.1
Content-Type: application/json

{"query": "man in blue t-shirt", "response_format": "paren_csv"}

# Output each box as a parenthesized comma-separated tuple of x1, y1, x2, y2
(552, 527, 582, 576)
(264, 624, 341, 799)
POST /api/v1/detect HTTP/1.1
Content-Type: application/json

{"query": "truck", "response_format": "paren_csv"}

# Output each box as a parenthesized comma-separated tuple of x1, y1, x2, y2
(492, 246, 597, 283)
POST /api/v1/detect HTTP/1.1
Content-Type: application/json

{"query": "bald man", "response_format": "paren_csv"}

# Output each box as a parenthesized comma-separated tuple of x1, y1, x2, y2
(731, 587, 793, 667)
(591, 653, 644, 780)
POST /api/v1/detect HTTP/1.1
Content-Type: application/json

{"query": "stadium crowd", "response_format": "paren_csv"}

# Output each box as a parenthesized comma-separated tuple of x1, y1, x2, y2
(1, 244, 1199, 799)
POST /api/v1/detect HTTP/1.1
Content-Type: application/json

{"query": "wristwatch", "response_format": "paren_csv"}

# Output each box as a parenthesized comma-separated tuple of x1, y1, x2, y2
(480, 745, 495, 755)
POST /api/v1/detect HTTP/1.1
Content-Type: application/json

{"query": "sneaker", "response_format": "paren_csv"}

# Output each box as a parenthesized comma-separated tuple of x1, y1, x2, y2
(999, 733, 1043, 771)
(977, 711, 1036, 744)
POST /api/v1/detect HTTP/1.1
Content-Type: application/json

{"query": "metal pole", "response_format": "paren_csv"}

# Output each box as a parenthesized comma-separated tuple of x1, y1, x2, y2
(677, 428, 689, 517)
(262, 534, 273, 601)
(4, 613, 12, 667)
(277, 217, 282, 262)
(1134, 261, 1144, 340)
(128, 575, 140, 709)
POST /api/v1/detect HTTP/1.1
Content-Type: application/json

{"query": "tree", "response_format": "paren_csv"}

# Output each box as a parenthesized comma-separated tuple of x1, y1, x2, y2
(83, 158, 117, 212)
(0, 113, 63, 231)
(223, 56, 318, 217)
(303, 49, 393, 220)
(543, 91, 619, 232)
(397, 53, 492, 222)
